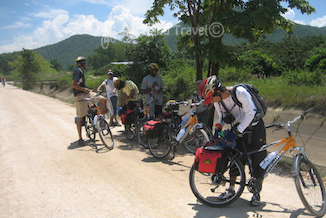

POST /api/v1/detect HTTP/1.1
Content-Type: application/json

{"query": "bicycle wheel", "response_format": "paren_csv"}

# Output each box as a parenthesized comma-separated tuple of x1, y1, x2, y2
(96, 118, 114, 149)
(125, 123, 136, 140)
(137, 119, 149, 148)
(85, 115, 96, 141)
(189, 158, 246, 207)
(183, 123, 212, 154)
(293, 154, 326, 217)
(148, 124, 172, 159)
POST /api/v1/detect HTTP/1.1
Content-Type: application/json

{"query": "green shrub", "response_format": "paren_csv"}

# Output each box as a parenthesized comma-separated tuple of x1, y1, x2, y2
(282, 69, 324, 86)
(56, 74, 72, 90)
(219, 66, 252, 82)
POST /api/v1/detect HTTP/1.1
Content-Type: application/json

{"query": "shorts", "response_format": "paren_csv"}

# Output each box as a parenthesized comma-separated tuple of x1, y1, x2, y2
(74, 91, 105, 118)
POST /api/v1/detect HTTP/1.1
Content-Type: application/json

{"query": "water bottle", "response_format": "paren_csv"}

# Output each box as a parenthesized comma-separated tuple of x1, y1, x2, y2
(93, 115, 98, 126)
(176, 128, 186, 142)
(181, 115, 188, 126)
(259, 151, 278, 170)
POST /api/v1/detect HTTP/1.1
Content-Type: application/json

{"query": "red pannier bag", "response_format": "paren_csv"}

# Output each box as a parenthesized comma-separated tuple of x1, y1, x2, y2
(194, 145, 223, 173)
(121, 109, 134, 125)
(143, 120, 163, 138)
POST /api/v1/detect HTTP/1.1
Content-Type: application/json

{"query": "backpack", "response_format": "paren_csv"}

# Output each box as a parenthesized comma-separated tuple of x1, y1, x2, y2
(143, 120, 163, 138)
(231, 83, 267, 122)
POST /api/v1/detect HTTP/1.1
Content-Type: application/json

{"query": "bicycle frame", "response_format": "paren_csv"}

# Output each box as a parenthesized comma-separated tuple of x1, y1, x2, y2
(228, 107, 314, 181)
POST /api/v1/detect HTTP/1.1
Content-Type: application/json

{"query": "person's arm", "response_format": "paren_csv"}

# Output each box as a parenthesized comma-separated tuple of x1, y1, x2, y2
(142, 87, 152, 94)
(235, 87, 256, 133)
(128, 89, 136, 99)
(96, 82, 105, 93)
(71, 80, 89, 93)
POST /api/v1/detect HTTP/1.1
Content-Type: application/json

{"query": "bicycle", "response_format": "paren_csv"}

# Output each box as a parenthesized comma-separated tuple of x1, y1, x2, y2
(189, 107, 326, 217)
(82, 93, 114, 150)
(124, 99, 149, 141)
(148, 100, 213, 159)
(136, 95, 159, 148)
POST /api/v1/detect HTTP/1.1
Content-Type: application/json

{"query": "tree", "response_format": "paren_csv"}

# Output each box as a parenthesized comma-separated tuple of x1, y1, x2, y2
(305, 47, 326, 71)
(9, 49, 47, 90)
(123, 29, 172, 85)
(144, 0, 315, 80)
(50, 59, 63, 72)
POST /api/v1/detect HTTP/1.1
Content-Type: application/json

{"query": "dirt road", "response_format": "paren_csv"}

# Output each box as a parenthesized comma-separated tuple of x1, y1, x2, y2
(0, 84, 324, 218)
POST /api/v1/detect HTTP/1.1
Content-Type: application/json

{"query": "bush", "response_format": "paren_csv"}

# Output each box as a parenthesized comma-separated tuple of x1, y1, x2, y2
(219, 66, 252, 82)
(161, 59, 196, 101)
(56, 74, 72, 90)
(282, 69, 324, 86)
(238, 51, 280, 77)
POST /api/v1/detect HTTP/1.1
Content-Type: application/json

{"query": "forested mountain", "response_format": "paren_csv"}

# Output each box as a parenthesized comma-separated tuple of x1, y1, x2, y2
(164, 22, 326, 53)
(33, 34, 117, 69)
(1, 22, 325, 74)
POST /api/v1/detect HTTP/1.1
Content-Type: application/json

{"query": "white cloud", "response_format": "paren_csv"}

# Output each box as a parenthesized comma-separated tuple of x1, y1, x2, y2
(33, 8, 69, 19)
(310, 15, 326, 27)
(0, 5, 174, 53)
(281, 8, 295, 20)
(3, 21, 31, 29)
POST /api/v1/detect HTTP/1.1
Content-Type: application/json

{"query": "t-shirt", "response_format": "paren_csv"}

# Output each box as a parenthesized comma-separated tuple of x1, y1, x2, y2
(122, 80, 139, 101)
(141, 74, 165, 105)
(102, 77, 118, 98)
(214, 86, 257, 133)
(72, 68, 85, 96)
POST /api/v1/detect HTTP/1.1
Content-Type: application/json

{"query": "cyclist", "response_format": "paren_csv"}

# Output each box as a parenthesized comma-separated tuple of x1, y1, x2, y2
(114, 78, 139, 110)
(97, 70, 120, 126)
(200, 75, 267, 207)
(71, 56, 107, 146)
(141, 63, 164, 117)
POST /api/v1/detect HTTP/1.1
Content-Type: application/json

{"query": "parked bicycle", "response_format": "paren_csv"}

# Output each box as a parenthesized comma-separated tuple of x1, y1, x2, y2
(147, 100, 213, 159)
(189, 107, 325, 217)
(82, 93, 114, 150)
(123, 99, 149, 141)
(136, 94, 160, 148)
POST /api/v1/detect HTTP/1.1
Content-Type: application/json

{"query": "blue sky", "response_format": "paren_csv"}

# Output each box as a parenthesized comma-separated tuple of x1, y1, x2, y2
(0, 0, 325, 54)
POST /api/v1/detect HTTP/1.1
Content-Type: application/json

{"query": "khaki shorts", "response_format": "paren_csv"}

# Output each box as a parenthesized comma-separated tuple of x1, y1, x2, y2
(74, 91, 105, 118)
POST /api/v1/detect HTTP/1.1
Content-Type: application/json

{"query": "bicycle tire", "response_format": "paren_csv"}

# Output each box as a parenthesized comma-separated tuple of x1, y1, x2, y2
(125, 123, 136, 140)
(189, 158, 246, 207)
(148, 123, 172, 159)
(85, 115, 96, 141)
(136, 119, 149, 148)
(293, 154, 326, 217)
(182, 123, 212, 154)
(96, 118, 114, 149)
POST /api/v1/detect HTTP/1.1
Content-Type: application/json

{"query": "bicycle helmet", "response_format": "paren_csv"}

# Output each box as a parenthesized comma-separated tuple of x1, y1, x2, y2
(76, 56, 86, 66)
(199, 75, 222, 105)
(148, 63, 159, 71)
(114, 78, 125, 90)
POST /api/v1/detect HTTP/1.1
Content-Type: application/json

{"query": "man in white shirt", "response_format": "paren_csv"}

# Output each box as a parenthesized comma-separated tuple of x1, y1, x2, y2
(97, 70, 120, 126)
(200, 75, 267, 207)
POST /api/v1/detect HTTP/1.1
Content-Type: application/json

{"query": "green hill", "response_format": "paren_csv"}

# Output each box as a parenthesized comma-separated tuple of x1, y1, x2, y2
(33, 34, 114, 69)
(164, 22, 326, 52)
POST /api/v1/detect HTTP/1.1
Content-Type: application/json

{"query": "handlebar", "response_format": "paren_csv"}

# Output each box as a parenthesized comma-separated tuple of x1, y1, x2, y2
(165, 100, 189, 106)
(266, 107, 314, 130)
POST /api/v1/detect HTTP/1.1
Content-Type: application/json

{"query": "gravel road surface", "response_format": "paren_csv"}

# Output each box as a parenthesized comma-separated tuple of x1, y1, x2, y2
(1, 84, 324, 218)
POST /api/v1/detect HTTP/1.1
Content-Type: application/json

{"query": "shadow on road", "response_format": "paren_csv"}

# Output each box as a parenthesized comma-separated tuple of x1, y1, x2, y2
(67, 139, 111, 153)
(189, 198, 312, 218)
